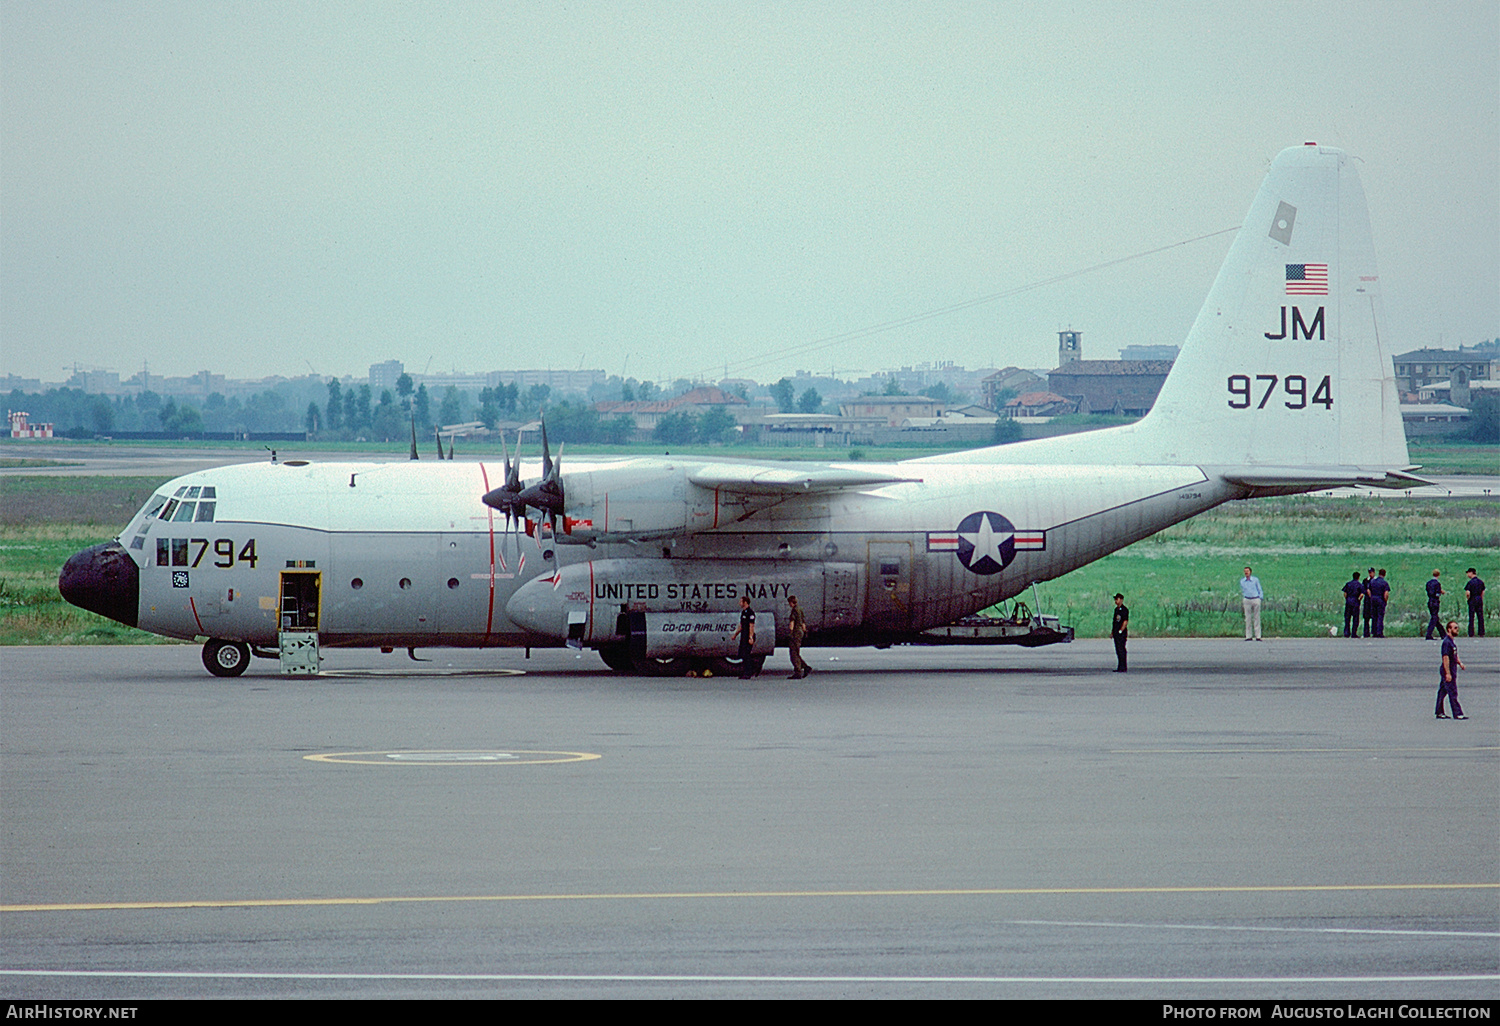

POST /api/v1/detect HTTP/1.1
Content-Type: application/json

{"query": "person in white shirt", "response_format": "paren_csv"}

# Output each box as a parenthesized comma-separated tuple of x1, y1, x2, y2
(1240, 566, 1263, 641)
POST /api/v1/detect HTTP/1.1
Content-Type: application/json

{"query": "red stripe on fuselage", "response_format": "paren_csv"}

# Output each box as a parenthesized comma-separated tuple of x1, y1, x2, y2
(479, 463, 495, 640)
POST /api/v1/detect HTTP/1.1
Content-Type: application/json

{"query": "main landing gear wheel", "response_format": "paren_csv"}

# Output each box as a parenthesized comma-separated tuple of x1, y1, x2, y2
(596, 645, 635, 673)
(709, 654, 765, 678)
(629, 654, 692, 677)
(202, 639, 251, 677)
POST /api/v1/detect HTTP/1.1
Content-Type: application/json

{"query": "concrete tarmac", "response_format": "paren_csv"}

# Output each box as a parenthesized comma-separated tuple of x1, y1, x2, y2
(1, 638, 1496, 999)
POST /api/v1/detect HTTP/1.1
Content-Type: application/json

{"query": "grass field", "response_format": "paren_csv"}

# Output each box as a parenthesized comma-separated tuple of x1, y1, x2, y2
(1406, 440, 1500, 476)
(1019, 495, 1497, 638)
(1, 475, 1494, 645)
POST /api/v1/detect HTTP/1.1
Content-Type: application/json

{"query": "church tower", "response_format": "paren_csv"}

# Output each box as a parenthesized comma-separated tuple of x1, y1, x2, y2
(1058, 330, 1082, 367)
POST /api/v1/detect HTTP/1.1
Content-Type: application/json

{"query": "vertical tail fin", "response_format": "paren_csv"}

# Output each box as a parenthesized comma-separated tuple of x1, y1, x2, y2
(1142, 143, 1408, 470)
(920, 144, 1413, 481)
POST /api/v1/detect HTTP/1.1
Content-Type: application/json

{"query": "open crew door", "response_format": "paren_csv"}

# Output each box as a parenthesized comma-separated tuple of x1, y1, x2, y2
(278, 570, 321, 674)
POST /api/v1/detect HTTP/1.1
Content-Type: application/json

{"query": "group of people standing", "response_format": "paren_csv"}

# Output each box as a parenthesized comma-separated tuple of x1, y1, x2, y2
(1339, 567, 1486, 640)
(1340, 568, 1394, 638)
(1336, 567, 1487, 639)
(1421, 569, 1487, 640)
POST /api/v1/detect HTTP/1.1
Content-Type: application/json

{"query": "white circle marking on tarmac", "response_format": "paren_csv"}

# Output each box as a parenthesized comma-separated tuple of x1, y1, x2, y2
(304, 749, 601, 766)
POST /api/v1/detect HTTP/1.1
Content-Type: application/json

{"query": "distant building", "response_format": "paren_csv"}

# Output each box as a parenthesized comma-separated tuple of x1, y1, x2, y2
(1046, 360, 1173, 417)
(1002, 391, 1081, 419)
(1392, 347, 1498, 398)
(486, 368, 608, 394)
(980, 367, 1047, 411)
(1, 374, 44, 394)
(837, 396, 946, 426)
(1400, 403, 1470, 437)
(65, 370, 123, 394)
(595, 385, 748, 432)
(369, 360, 405, 393)
(8, 410, 53, 439)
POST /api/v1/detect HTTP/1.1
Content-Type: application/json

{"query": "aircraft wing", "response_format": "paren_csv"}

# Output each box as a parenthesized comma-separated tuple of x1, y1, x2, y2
(688, 464, 923, 495)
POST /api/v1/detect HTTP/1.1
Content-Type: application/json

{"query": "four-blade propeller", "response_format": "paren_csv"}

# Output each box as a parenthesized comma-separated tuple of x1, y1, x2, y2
(481, 414, 565, 566)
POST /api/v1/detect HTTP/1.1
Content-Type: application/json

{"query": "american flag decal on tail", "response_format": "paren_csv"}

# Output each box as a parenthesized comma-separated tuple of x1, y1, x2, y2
(1285, 263, 1328, 295)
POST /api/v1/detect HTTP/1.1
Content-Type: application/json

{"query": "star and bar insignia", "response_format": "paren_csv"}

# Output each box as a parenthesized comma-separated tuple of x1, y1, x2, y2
(927, 512, 1045, 575)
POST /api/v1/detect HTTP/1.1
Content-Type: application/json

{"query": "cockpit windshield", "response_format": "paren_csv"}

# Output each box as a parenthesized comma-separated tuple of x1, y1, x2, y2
(120, 487, 216, 551)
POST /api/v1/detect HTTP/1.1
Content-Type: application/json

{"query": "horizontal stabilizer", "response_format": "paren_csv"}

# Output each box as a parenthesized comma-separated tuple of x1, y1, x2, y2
(1220, 467, 1433, 490)
(689, 465, 922, 494)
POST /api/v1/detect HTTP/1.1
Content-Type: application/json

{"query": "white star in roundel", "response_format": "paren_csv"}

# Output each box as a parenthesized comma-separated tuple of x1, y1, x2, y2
(955, 511, 1016, 575)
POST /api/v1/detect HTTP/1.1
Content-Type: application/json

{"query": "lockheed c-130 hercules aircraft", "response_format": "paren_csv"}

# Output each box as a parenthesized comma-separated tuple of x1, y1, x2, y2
(61, 143, 1423, 677)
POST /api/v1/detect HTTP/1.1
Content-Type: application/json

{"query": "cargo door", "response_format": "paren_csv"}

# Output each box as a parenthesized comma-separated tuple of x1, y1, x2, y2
(864, 541, 913, 630)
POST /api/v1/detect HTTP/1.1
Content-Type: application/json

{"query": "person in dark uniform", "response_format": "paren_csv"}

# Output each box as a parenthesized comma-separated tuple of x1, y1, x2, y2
(1342, 571, 1365, 638)
(731, 595, 757, 679)
(1436, 621, 1467, 720)
(1423, 570, 1444, 640)
(1369, 569, 1391, 638)
(1464, 568, 1485, 637)
(786, 594, 811, 679)
(1111, 593, 1129, 672)
(1360, 567, 1377, 637)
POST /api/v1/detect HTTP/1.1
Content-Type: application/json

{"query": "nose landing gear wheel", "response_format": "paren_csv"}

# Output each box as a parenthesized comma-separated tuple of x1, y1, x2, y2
(202, 639, 251, 677)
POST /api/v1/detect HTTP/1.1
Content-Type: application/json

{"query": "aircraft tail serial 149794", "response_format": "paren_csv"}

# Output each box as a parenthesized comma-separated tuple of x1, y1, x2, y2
(61, 144, 1425, 677)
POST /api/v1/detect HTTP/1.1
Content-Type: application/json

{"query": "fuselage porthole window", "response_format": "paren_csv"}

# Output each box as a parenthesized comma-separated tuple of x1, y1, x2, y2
(447, 578, 459, 589)
(351, 578, 364, 590)
(399, 578, 412, 590)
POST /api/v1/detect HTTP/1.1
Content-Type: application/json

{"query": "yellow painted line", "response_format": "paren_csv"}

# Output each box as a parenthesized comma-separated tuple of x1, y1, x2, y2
(303, 749, 601, 766)
(4, 882, 1496, 914)
(1111, 746, 1499, 754)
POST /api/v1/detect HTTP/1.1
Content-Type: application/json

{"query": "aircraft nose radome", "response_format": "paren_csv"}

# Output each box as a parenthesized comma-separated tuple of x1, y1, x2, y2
(58, 541, 139, 628)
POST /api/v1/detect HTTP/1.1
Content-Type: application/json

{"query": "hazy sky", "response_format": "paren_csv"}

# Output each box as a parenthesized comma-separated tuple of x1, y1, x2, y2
(3, 1, 1496, 386)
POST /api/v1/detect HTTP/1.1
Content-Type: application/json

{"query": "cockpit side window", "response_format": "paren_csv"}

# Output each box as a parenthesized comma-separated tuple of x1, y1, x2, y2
(122, 494, 169, 551)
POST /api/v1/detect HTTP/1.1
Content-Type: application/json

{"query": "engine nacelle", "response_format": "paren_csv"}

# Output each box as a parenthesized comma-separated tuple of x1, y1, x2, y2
(555, 460, 778, 542)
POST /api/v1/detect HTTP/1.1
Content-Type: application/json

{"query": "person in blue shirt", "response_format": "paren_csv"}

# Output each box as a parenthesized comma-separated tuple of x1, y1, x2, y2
(1360, 567, 1377, 637)
(1464, 569, 1485, 637)
(1240, 566, 1263, 641)
(1436, 621, 1467, 720)
(1342, 571, 1365, 638)
(1423, 570, 1444, 640)
(1368, 569, 1392, 638)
